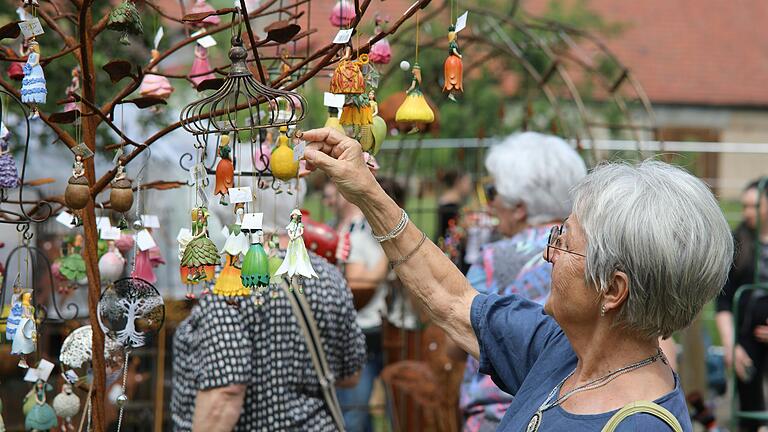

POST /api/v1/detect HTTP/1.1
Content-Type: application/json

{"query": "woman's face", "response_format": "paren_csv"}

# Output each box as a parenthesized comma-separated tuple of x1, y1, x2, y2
(742, 187, 768, 230)
(543, 216, 601, 328)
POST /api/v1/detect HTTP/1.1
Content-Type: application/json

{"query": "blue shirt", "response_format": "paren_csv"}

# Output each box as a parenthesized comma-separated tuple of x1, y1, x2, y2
(471, 293, 692, 431)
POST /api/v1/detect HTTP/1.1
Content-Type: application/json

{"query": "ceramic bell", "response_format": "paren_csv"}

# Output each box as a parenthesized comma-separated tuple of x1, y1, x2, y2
(107, 0, 144, 45)
(110, 164, 133, 213)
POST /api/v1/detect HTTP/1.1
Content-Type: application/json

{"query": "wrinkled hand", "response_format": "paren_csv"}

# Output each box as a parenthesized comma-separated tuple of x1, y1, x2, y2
(301, 128, 379, 207)
(754, 323, 768, 344)
(734, 344, 754, 381)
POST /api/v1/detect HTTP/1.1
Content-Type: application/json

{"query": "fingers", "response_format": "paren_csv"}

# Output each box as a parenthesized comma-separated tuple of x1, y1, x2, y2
(303, 127, 363, 159)
(302, 127, 350, 147)
(303, 147, 340, 174)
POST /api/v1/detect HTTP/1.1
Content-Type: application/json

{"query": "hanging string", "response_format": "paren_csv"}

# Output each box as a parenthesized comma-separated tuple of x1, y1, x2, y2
(415, 9, 420, 63)
(115, 351, 131, 432)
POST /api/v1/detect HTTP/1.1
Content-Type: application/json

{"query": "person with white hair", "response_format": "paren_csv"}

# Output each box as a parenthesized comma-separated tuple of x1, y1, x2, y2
(460, 132, 587, 431)
(171, 179, 366, 432)
(301, 127, 734, 431)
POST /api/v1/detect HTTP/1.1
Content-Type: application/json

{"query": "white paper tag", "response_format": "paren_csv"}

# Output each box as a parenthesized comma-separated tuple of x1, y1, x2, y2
(19, 18, 44, 38)
(455, 11, 468, 33)
(56, 211, 77, 229)
(192, 30, 218, 48)
(177, 227, 193, 243)
(190, 163, 207, 184)
(153, 27, 164, 49)
(96, 216, 112, 231)
(136, 229, 156, 251)
(141, 214, 160, 229)
(293, 141, 306, 161)
(100, 226, 121, 241)
(228, 186, 253, 204)
(323, 92, 346, 108)
(333, 28, 354, 44)
(24, 359, 55, 383)
(240, 212, 263, 230)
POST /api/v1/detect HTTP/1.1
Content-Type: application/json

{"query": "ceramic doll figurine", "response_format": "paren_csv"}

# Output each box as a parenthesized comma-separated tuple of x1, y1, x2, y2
(329, 0, 355, 27)
(214, 135, 234, 205)
(0, 123, 20, 189)
(443, 25, 463, 102)
(139, 50, 174, 100)
(241, 229, 270, 289)
(5, 282, 23, 342)
(275, 209, 317, 291)
(329, 46, 366, 95)
(25, 379, 57, 432)
(21, 39, 46, 119)
(188, 0, 221, 28)
(23, 0, 40, 7)
(63, 67, 80, 114)
(369, 16, 392, 64)
(180, 207, 219, 284)
(52, 382, 80, 432)
(340, 91, 372, 144)
(214, 208, 250, 297)
(12, 292, 36, 368)
(176, 229, 195, 299)
(395, 63, 435, 126)
(190, 45, 216, 89)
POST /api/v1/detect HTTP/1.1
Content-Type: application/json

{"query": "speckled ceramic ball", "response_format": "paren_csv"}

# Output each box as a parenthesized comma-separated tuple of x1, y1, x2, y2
(399, 60, 410, 71)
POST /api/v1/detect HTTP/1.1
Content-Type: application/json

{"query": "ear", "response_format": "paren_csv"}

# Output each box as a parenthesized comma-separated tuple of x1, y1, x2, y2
(513, 201, 528, 224)
(602, 270, 630, 314)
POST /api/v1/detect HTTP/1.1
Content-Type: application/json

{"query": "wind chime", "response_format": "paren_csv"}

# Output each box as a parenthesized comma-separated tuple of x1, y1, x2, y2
(443, 0, 464, 101)
(395, 9, 435, 129)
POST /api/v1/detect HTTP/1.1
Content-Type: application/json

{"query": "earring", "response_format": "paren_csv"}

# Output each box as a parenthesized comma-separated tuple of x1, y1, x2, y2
(600, 305, 606, 317)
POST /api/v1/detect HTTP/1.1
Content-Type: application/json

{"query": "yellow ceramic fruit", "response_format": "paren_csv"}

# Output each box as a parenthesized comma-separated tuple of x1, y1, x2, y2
(270, 126, 299, 181)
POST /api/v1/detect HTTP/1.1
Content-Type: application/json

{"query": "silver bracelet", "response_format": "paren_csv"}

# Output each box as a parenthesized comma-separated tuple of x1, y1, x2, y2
(372, 208, 409, 243)
(389, 231, 427, 269)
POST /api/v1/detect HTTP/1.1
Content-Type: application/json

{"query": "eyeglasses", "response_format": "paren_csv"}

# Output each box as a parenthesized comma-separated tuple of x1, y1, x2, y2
(484, 184, 497, 202)
(545, 222, 586, 263)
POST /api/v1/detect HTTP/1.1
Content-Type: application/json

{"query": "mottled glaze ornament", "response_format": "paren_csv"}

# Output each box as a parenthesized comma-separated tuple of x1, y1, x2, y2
(139, 50, 174, 100)
(25, 380, 57, 431)
(107, 0, 144, 45)
(395, 63, 434, 124)
(60, 325, 122, 370)
(329, 0, 355, 27)
(190, 45, 216, 88)
(180, 207, 219, 283)
(21, 40, 46, 118)
(330, 48, 366, 95)
(0, 123, 20, 189)
(443, 25, 463, 102)
(241, 230, 270, 288)
(270, 126, 298, 181)
(275, 209, 317, 287)
(98, 277, 165, 348)
(52, 383, 80, 432)
(214, 135, 234, 205)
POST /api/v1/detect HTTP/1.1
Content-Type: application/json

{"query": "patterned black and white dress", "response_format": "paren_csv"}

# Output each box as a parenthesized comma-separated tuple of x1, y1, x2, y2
(171, 252, 366, 431)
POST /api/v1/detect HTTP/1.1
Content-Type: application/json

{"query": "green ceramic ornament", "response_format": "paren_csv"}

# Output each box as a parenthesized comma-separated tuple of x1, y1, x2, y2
(107, 0, 144, 45)
(241, 242, 270, 288)
(60, 254, 87, 283)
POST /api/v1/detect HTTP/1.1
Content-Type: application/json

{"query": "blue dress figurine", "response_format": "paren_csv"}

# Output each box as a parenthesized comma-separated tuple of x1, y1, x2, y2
(21, 39, 46, 118)
(25, 379, 57, 432)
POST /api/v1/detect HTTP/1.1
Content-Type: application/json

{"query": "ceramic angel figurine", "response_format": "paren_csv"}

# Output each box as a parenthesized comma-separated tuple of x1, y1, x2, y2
(275, 209, 317, 290)
(63, 67, 80, 113)
(0, 123, 20, 189)
(214, 135, 234, 205)
(340, 91, 372, 144)
(241, 229, 270, 289)
(139, 49, 174, 100)
(395, 63, 435, 126)
(443, 25, 463, 102)
(190, 45, 216, 88)
(5, 282, 23, 342)
(25, 379, 57, 431)
(12, 292, 36, 368)
(180, 207, 219, 284)
(214, 207, 250, 297)
(21, 39, 46, 119)
(52, 382, 80, 432)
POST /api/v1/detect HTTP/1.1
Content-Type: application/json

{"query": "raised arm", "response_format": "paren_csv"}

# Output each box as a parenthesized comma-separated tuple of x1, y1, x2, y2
(302, 128, 479, 358)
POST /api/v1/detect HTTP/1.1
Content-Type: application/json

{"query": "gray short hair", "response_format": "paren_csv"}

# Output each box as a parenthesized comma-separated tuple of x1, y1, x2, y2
(572, 160, 733, 339)
(485, 132, 586, 224)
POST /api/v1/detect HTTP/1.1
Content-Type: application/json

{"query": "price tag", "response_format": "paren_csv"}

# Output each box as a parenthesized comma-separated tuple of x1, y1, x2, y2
(333, 28, 354, 44)
(96, 216, 112, 231)
(455, 11, 468, 33)
(192, 30, 217, 48)
(18, 18, 44, 38)
(240, 212, 263, 231)
(24, 359, 55, 383)
(176, 227, 192, 243)
(71, 142, 95, 160)
(153, 27, 164, 50)
(293, 141, 306, 161)
(56, 211, 77, 229)
(141, 214, 160, 229)
(323, 92, 346, 108)
(189, 163, 207, 184)
(100, 226, 121, 240)
(228, 186, 253, 204)
(136, 229, 156, 251)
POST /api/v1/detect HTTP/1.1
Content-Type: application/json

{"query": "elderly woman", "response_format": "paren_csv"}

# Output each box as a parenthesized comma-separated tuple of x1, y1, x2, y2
(302, 128, 733, 430)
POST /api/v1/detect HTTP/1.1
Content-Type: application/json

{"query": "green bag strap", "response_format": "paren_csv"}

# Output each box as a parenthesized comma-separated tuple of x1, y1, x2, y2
(601, 401, 683, 432)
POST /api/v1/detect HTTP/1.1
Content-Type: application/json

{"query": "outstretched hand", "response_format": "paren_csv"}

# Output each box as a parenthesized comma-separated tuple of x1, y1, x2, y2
(301, 128, 379, 206)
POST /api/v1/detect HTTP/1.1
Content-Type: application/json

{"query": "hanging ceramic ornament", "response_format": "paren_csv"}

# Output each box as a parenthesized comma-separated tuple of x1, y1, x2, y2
(132, 232, 165, 285)
(7, 57, 24, 81)
(215, 206, 249, 297)
(275, 209, 317, 292)
(107, 0, 144, 45)
(214, 135, 234, 205)
(370, 93, 387, 156)
(443, 25, 463, 102)
(369, 16, 392, 65)
(301, 210, 350, 264)
(330, 0, 355, 27)
(60, 235, 88, 286)
(188, 0, 221, 27)
(11, 292, 36, 368)
(60, 325, 122, 370)
(395, 63, 434, 125)
(110, 163, 133, 229)
(324, 107, 346, 134)
(63, 67, 81, 114)
(241, 213, 270, 289)
(139, 50, 174, 100)
(98, 277, 165, 348)
(65, 155, 88, 225)
(25, 380, 57, 431)
(52, 382, 80, 432)
(0, 123, 20, 189)
(341, 91, 373, 145)
(190, 45, 217, 89)
(99, 241, 126, 283)
(180, 207, 219, 284)
(115, 233, 135, 254)
(270, 126, 298, 181)
(20, 39, 46, 119)
(5, 281, 23, 344)
(330, 47, 366, 95)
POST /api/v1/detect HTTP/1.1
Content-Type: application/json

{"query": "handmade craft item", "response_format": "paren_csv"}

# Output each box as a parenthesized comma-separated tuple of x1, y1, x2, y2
(24, 380, 57, 431)
(330, 0, 355, 27)
(188, 0, 221, 27)
(341, 91, 373, 145)
(65, 155, 88, 223)
(110, 163, 133, 214)
(180, 207, 219, 283)
(60, 235, 88, 285)
(241, 229, 270, 288)
(98, 277, 165, 348)
(131, 232, 165, 285)
(275, 209, 317, 288)
(63, 67, 80, 113)
(99, 241, 126, 282)
(5, 282, 23, 342)
(443, 25, 463, 101)
(52, 383, 80, 432)
(189, 45, 217, 88)
(20, 40, 46, 118)
(369, 16, 392, 64)
(270, 126, 298, 181)
(139, 50, 174, 100)
(395, 63, 434, 124)
(215, 207, 250, 297)
(0, 123, 20, 189)
(266, 233, 283, 299)
(214, 135, 234, 205)
(330, 48, 366, 95)
(370, 96, 387, 155)
(60, 325, 122, 370)
(324, 107, 346, 134)
(107, 0, 144, 45)
(11, 292, 36, 368)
